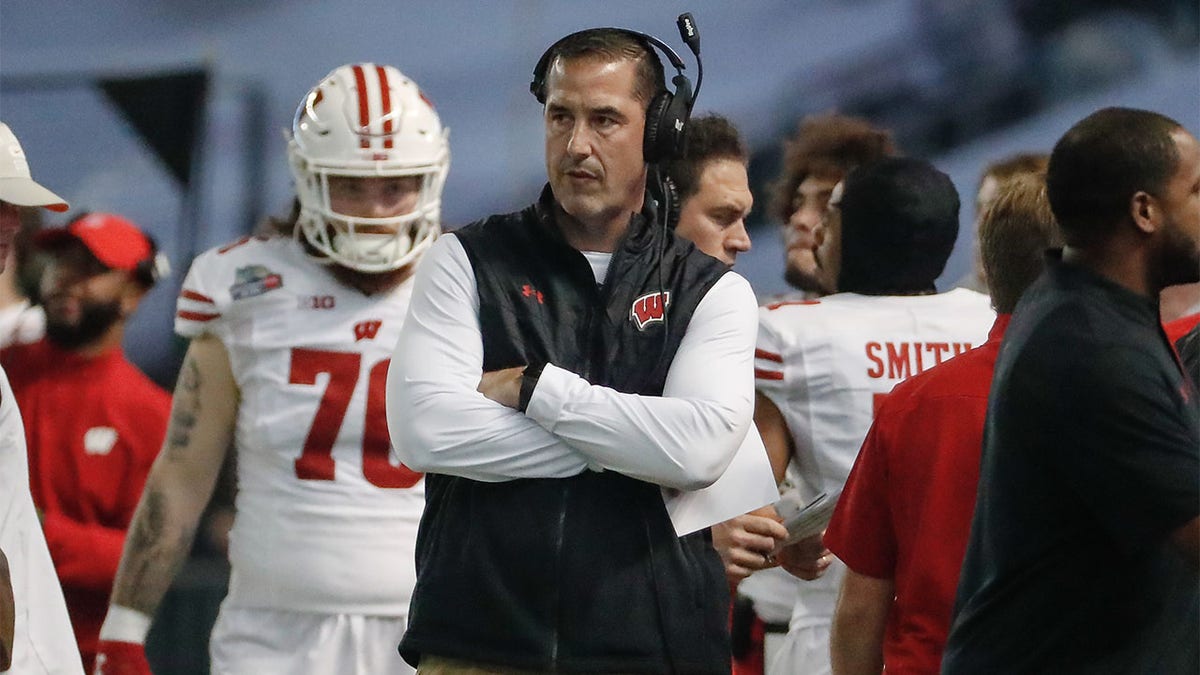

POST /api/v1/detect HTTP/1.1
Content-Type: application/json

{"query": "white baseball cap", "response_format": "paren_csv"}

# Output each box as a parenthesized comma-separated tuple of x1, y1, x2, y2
(0, 122, 69, 212)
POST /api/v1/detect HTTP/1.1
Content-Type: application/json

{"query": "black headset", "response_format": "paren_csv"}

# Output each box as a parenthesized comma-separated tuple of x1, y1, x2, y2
(529, 14, 702, 164)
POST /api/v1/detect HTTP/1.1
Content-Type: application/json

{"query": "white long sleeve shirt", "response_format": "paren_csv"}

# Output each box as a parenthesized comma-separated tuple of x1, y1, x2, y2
(386, 233, 758, 491)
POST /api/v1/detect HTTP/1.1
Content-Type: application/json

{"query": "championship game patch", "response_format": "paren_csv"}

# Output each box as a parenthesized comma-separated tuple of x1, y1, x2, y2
(230, 265, 284, 300)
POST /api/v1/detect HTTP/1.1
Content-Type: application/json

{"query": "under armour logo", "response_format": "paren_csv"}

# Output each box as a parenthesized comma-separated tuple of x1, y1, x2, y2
(521, 284, 544, 304)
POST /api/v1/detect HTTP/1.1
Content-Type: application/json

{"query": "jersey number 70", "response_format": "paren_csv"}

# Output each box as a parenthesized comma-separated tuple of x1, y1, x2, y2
(289, 347, 422, 488)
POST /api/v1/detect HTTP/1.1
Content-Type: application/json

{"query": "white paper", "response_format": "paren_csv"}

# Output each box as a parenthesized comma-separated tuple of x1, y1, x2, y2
(663, 427, 779, 536)
(776, 489, 841, 546)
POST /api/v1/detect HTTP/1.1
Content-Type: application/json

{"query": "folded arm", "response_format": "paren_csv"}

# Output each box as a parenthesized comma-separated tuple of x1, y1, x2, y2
(391, 236, 758, 489)
(387, 235, 590, 482)
(522, 273, 758, 490)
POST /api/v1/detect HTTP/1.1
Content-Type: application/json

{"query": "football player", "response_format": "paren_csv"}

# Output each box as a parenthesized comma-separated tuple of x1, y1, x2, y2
(755, 158, 994, 675)
(92, 63, 449, 675)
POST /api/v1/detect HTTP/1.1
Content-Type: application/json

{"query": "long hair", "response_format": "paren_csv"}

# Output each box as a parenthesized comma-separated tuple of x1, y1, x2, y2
(771, 112, 896, 223)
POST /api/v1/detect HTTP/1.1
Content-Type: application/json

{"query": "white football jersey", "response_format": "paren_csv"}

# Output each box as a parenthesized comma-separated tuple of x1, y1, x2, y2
(755, 288, 994, 625)
(176, 236, 423, 614)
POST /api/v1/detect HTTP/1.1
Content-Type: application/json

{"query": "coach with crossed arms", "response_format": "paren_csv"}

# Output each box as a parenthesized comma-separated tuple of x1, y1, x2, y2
(387, 23, 757, 675)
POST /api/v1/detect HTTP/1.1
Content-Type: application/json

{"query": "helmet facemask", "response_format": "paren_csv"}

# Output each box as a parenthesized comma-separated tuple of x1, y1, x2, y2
(288, 63, 450, 273)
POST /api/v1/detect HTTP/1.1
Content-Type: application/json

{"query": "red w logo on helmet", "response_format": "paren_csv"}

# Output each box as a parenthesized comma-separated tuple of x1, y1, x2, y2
(630, 291, 671, 331)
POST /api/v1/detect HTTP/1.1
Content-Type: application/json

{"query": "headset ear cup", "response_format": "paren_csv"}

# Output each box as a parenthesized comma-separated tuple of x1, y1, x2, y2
(642, 92, 672, 164)
(658, 73, 693, 161)
(530, 48, 552, 103)
(537, 27, 696, 161)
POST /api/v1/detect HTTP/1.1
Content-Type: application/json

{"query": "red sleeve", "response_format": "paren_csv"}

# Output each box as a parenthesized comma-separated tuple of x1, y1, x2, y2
(824, 411, 899, 579)
(41, 511, 127, 591)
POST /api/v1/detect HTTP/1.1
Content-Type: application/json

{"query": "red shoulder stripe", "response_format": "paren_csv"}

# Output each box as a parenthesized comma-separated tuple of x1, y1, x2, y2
(755, 348, 783, 363)
(754, 368, 784, 381)
(179, 289, 215, 304)
(177, 310, 220, 322)
(764, 299, 821, 310)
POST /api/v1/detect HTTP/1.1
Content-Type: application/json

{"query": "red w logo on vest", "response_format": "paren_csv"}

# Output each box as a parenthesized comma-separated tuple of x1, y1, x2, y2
(354, 320, 383, 342)
(630, 291, 671, 331)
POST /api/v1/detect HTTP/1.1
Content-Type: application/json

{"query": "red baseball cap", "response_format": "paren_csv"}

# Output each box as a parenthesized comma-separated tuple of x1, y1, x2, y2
(35, 212, 153, 272)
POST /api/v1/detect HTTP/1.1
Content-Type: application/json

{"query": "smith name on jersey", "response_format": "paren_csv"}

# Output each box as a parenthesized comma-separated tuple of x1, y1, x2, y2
(175, 235, 423, 615)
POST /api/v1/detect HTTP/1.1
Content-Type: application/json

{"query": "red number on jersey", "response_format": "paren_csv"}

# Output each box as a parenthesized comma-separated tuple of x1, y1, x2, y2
(289, 348, 422, 488)
(290, 349, 357, 480)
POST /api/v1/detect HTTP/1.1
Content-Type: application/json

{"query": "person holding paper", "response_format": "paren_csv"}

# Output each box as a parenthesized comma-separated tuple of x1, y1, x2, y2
(657, 112, 787, 583)
(753, 158, 995, 675)
(823, 172, 1060, 674)
(386, 24, 759, 674)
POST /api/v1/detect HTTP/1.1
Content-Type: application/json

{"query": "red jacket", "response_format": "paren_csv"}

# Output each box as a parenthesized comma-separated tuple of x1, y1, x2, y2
(0, 338, 170, 665)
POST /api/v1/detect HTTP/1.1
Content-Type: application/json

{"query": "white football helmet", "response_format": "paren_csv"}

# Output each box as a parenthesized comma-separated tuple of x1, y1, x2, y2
(288, 63, 450, 272)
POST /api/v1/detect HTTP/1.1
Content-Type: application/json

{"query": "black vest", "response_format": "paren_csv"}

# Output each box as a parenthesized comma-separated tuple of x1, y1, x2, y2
(399, 187, 733, 674)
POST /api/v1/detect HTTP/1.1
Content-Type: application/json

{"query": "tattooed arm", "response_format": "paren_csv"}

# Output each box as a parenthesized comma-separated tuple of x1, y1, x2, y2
(100, 335, 238, 647)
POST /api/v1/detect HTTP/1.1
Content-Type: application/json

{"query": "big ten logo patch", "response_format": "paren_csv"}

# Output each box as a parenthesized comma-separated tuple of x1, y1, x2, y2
(301, 295, 337, 310)
(354, 320, 383, 342)
(631, 291, 671, 331)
